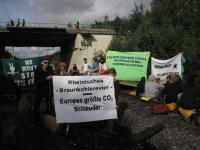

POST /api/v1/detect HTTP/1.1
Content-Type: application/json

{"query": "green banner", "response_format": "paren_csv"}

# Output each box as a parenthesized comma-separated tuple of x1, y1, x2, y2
(1, 58, 40, 87)
(106, 51, 150, 81)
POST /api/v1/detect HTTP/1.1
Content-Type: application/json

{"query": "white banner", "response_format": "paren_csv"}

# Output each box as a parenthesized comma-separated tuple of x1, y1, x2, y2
(53, 76, 117, 123)
(151, 53, 182, 81)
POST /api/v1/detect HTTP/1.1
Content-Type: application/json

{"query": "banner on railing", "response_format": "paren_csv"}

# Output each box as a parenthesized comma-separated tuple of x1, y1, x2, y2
(151, 53, 182, 80)
(53, 76, 117, 123)
(106, 51, 150, 81)
(1, 58, 40, 87)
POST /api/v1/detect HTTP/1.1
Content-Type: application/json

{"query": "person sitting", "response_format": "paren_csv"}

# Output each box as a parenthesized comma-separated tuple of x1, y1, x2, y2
(174, 74, 183, 101)
(144, 74, 165, 100)
(164, 74, 172, 86)
(136, 77, 146, 97)
(162, 74, 181, 111)
(177, 75, 200, 122)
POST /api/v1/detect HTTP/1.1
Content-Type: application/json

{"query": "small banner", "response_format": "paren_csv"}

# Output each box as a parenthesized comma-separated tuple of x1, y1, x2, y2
(1, 58, 40, 87)
(106, 51, 150, 81)
(151, 53, 182, 80)
(53, 76, 117, 123)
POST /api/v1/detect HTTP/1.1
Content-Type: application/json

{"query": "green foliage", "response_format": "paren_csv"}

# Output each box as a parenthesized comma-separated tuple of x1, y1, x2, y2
(93, 0, 200, 91)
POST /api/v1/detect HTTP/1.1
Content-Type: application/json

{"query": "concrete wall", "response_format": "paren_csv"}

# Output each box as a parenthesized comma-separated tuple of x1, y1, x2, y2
(68, 33, 113, 73)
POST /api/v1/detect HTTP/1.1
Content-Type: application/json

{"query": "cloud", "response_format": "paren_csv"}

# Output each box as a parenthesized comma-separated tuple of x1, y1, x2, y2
(28, 0, 95, 14)
(27, 0, 96, 23)
(26, 0, 151, 24)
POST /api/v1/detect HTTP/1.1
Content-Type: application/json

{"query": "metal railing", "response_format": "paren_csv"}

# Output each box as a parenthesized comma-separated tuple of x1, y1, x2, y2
(0, 21, 110, 30)
(0, 21, 116, 35)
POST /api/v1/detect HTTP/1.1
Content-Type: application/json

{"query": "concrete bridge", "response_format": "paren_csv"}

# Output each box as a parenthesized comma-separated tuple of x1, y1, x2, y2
(0, 26, 116, 71)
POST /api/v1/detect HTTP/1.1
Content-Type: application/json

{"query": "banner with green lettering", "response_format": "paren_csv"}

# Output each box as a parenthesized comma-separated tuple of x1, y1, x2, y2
(1, 58, 40, 87)
(106, 51, 150, 81)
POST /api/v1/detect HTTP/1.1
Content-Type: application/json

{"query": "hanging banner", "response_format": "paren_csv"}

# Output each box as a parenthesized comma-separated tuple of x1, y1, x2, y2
(1, 58, 40, 87)
(106, 51, 150, 81)
(53, 76, 117, 123)
(151, 53, 182, 81)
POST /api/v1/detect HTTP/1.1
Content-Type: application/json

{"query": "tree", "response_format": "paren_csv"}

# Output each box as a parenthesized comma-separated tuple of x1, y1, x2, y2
(92, 0, 200, 90)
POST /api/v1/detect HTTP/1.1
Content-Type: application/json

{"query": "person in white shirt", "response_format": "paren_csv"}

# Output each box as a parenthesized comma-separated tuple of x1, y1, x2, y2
(144, 74, 165, 99)
(81, 58, 92, 75)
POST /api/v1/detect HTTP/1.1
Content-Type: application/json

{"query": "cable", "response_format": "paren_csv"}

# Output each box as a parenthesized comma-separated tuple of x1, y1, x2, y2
(76, 0, 92, 16)
(70, 0, 94, 23)
(76, 0, 95, 21)
(97, 0, 129, 21)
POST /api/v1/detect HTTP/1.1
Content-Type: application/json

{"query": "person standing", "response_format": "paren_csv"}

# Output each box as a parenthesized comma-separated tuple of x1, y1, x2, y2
(91, 57, 99, 73)
(22, 19, 25, 27)
(59, 61, 67, 76)
(99, 57, 107, 75)
(75, 20, 79, 29)
(33, 57, 56, 122)
(106, 68, 120, 131)
(16, 18, 20, 27)
(10, 19, 14, 26)
(69, 64, 80, 76)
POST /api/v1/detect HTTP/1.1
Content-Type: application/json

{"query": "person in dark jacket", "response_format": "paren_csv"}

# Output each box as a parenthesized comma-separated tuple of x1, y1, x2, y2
(163, 74, 182, 111)
(136, 77, 146, 97)
(178, 75, 200, 121)
(0, 75, 20, 103)
(16, 18, 20, 27)
(22, 19, 25, 27)
(69, 64, 80, 76)
(0, 75, 20, 144)
(10, 19, 14, 27)
(33, 57, 55, 122)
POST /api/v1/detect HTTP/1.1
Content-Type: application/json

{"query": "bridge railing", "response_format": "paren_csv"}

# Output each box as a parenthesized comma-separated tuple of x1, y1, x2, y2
(0, 22, 109, 30)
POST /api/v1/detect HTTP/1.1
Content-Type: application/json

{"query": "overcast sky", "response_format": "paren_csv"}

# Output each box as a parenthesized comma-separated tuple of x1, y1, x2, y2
(0, 0, 152, 25)
(1, 0, 152, 59)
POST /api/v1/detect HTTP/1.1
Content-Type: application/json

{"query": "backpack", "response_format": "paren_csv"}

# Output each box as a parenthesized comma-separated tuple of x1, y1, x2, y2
(152, 104, 169, 114)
